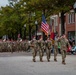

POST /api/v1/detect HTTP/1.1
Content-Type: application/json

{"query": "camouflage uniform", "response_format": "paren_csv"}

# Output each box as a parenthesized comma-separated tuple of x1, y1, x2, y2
(30, 36, 45, 62)
(17, 40, 22, 52)
(37, 39, 45, 62)
(60, 36, 69, 65)
(26, 40, 31, 52)
(0, 41, 2, 52)
(45, 39, 52, 62)
(30, 39, 38, 62)
(6, 41, 12, 53)
(54, 37, 58, 62)
(2, 41, 7, 52)
(22, 41, 29, 52)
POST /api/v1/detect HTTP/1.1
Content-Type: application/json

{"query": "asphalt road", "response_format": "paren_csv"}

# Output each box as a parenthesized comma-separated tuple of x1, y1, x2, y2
(0, 52, 76, 75)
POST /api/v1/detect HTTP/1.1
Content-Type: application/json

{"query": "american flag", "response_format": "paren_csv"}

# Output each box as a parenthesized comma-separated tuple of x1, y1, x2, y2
(41, 14, 49, 35)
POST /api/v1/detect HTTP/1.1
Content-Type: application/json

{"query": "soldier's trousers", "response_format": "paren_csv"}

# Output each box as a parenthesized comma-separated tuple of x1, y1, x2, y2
(46, 48, 51, 61)
(61, 50, 66, 62)
(54, 47, 58, 60)
(32, 48, 44, 61)
(32, 48, 37, 61)
(39, 49, 44, 61)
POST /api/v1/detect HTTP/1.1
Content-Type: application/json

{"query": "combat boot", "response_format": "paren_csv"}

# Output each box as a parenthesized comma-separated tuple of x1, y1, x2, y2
(40, 58, 43, 62)
(62, 60, 66, 65)
(33, 59, 36, 62)
(54, 59, 57, 62)
(47, 59, 50, 62)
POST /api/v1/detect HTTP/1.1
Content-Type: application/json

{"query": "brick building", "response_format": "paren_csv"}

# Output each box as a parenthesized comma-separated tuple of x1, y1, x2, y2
(50, 10, 75, 40)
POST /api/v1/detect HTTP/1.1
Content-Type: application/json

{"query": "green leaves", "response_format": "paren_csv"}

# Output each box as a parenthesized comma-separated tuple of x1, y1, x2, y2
(0, 0, 76, 39)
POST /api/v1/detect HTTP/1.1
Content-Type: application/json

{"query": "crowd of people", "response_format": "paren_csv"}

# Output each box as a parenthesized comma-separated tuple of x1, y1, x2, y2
(0, 38, 30, 53)
(67, 38, 76, 54)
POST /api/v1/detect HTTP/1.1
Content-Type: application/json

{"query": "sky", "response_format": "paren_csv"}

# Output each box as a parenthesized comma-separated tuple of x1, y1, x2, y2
(0, 0, 8, 7)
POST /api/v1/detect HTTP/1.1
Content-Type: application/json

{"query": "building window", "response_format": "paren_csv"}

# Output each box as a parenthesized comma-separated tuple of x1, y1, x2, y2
(68, 12, 75, 24)
(50, 16, 58, 26)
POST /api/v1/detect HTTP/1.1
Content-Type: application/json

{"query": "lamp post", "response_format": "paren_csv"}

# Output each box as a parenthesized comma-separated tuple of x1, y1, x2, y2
(28, 11, 33, 41)
(24, 24, 26, 40)
(73, 2, 76, 45)
(35, 21, 38, 40)
(28, 12, 35, 40)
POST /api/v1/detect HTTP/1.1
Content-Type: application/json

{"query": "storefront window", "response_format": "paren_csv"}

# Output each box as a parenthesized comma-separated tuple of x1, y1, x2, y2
(68, 13, 75, 24)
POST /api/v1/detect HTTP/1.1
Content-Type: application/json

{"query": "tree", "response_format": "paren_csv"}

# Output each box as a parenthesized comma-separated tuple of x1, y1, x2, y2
(27, 0, 76, 35)
(0, 0, 75, 39)
(54, 0, 76, 35)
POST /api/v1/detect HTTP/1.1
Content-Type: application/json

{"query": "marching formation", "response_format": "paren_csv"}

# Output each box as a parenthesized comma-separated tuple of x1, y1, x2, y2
(30, 34, 69, 65)
(0, 39, 30, 53)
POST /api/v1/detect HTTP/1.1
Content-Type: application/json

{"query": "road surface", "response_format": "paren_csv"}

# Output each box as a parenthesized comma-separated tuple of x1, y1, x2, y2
(0, 52, 76, 75)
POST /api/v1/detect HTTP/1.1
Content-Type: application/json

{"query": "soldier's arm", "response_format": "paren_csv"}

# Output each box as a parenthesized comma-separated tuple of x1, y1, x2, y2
(66, 39, 70, 48)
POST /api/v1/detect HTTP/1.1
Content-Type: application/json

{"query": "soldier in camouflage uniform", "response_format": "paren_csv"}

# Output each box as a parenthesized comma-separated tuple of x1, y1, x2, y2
(0, 40, 2, 52)
(16, 39, 22, 52)
(60, 34, 69, 65)
(37, 36, 45, 62)
(31, 36, 45, 62)
(2, 39, 7, 52)
(6, 40, 12, 53)
(54, 35, 59, 62)
(30, 37, 38, 62)
(45, 37, 52, 62)
(22, 40, 29, 52)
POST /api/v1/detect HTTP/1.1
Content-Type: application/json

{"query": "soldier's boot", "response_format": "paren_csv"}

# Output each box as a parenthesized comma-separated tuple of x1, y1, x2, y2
(62, 60, 66, 65)
(47, 56, 50, 62)
(33, 59, 36, 62)
(40, 58, 43, 62)
(54, 59, 57, 62)
(47, 59, 50, 62)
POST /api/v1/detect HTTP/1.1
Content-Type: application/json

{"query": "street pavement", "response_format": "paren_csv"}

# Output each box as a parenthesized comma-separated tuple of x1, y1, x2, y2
(0, 52, 76, 75)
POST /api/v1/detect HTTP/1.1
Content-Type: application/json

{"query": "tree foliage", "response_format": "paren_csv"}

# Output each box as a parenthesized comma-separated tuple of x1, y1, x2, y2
(0, 0, 76, 39)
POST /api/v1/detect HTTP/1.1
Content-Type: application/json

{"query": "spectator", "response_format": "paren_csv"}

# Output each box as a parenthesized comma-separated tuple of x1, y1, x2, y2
(69, 38, 72, 47)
